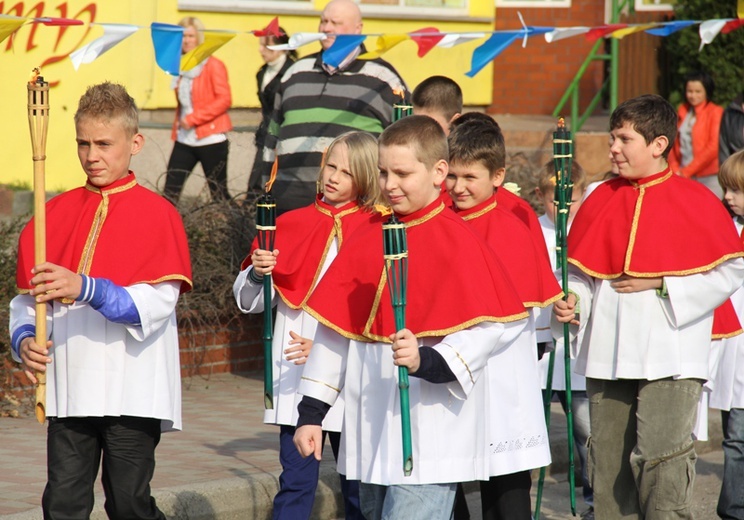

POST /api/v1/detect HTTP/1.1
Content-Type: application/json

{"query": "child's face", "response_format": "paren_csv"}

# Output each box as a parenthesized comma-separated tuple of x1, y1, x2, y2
(76, 116, 143, 188)
(536, 186, 584, 224)
(724, 187, 744, 217)
(445, 160, 502, 210)
(412, 108, 451, 136)
(609, 122, 667, 181)
(378, 144, 446, 215)
(320, 142, 358, 207)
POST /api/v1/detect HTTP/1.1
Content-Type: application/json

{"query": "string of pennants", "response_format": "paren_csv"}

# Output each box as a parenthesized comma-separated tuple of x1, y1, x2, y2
(1, 6, 743, 79)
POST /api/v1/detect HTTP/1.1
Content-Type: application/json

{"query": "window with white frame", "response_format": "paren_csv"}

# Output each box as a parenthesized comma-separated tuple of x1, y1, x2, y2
(634, 0, 674, 11)
(495, 0, 570, 7)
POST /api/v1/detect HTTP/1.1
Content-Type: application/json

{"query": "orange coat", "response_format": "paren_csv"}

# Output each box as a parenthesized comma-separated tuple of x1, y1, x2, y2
(668, 100, 723, 178)
(171, 56, 232, 141)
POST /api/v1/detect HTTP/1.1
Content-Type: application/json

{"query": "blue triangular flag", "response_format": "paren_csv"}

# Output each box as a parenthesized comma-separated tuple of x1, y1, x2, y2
(322, 34, 366, 68)
(645, 20, 698, 37)
(151, 22, 183, 75)
(466, 32, 520, 78)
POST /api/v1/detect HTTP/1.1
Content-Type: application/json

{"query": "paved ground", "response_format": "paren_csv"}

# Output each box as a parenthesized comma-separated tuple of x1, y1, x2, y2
(0, 372, 727, 519)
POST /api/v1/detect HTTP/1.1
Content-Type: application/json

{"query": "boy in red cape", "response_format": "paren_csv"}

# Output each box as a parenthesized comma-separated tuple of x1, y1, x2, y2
(10, 82, 192, 520)
(293, 116, 529, 519)
(554, 94, 744, 520)
(446, 116, 561, 519)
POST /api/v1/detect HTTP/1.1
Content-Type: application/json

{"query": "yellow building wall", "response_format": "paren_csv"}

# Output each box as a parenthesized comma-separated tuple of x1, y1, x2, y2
(2, 0, 494, 190)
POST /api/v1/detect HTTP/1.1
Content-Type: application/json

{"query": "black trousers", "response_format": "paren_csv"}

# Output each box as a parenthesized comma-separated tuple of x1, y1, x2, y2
(42, 416, 166, 520)
(163, 140, 230, 203)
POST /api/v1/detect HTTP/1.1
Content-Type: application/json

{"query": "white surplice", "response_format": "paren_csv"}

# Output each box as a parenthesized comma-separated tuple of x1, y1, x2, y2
(10, 281, 183, 431)
(233, 238, 344, 431)
(298, 319, 528, 486)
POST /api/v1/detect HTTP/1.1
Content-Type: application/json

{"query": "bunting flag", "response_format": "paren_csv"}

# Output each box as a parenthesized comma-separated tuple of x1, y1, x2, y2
(409, 27, 444, 57)
(0, 15, 26, 44)
(181, 30, 236, 71)
(358, 33, 409, 60)
(722, 18, 744, 34)
(466, 31, 520, 78)
(151, 22, 183, 75)
(69, 23, 139, 70)
(253, 16, 281, 38)
(645, 20, 698, 36)
(36, 17, 84, 26)
(739, 0, 744, 19)
(545, 26, 590, 43)
(586, 24, 628, 41)
(269, 32, 326, 51)
(437, 32, 485, 48)
(699, 19, 729, 50)
(521, 26, 553, 46)
(611, 23, 660, 38)
(321, 34, 366, 68)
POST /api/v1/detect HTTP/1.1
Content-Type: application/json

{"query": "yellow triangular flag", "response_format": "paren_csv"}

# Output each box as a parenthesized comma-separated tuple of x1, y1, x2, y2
(0, 15, 26, 45)
(738, 0, 744, 19)
(180, 30, 235, 72)
(358, 34, 409, 60)
(611, 23, 659, 39)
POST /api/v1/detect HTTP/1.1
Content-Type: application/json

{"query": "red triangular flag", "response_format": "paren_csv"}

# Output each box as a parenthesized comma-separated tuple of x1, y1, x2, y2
(410, 26, 444, 57)
(254, 17, 281, 38)
(585, 24, 628, 41)
(722, 19, 744, 34)
(36, 17, 84, 26)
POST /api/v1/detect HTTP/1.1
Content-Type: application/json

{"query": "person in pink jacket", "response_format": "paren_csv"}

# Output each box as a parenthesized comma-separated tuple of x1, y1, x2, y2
(163, 16, 233, 204)
(668, 71, 724, 198)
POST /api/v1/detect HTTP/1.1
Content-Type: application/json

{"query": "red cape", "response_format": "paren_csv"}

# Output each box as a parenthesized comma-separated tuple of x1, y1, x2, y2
(454, 194, 562, 308)
(568, 169, 744, 278)
(495, 187, 551, 263)
(304, 199, 528, 343)
(242, 197, 375, 309)
(16, 173, 192, 295)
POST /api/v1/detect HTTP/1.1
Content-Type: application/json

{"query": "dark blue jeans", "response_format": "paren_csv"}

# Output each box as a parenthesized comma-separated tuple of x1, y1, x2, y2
(273, 425, 363, 519)
(718, 408, 744, 519)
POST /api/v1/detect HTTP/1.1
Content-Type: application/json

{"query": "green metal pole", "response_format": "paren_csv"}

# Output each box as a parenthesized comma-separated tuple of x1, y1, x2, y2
(534, 348, 556, 520)
(256, 194, 277, 410)
(610, 0, 620, 111)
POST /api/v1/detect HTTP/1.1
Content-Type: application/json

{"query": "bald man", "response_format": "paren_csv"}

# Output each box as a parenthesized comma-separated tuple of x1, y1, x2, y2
(258, 0, 408, 214)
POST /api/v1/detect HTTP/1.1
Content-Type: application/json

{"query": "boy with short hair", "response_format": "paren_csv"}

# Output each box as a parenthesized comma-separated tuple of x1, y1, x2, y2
(554, 94, 744, 519)
(534, 160, 595, 518)
(446, 118, 560, 519)
(293, 115, 530, 519)
(411, 75, 462, 134)
(10, 82, 192, 520)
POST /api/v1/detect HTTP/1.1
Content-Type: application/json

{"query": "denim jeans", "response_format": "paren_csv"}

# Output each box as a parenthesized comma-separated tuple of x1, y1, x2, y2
(360, 482, 456, 520)
(718, 408, 744, 519)
(586, 378, 701, 520)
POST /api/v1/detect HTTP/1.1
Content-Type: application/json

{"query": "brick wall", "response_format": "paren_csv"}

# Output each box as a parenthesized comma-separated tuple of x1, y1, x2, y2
(490, 0, 607, 115)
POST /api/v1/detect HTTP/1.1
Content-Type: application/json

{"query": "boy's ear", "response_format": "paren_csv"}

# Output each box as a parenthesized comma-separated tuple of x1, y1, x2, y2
(651, 135, 669, 159)
(491, 167, 506, 188)
(433, 159, 448, 187)
(130, 133, 145, 156)
(448, 113, 462, 126)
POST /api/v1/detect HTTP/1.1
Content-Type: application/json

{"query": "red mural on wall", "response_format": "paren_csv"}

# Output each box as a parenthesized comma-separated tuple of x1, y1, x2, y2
(2, 1, 97, 86)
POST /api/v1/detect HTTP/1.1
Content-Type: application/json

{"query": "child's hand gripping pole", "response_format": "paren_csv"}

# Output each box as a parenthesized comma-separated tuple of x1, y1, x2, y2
(383, 215, 413, 477)
(554, 117, 577, 516)
(27, 69, 49, 425)
(256, 193, 277, 410)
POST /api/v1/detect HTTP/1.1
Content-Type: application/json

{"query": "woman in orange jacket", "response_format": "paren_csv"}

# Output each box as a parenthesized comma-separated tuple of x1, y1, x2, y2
(163, 16, 233, 204)
(668, 71, 724, 198)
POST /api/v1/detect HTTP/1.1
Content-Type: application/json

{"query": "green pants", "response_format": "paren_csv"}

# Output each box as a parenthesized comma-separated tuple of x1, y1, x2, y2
(586, 378, 702, 520)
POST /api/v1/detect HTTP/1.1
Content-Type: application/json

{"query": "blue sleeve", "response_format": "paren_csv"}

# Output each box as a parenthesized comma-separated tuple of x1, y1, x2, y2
(77, 275, 141, 326)
(11, 324, 36, 359)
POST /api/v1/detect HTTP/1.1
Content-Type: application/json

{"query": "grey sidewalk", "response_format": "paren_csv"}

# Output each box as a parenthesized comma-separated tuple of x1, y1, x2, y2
(0, 372, 726, 519)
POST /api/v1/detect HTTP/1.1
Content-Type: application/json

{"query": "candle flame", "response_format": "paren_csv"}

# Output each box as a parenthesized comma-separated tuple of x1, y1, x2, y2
(393, 88, 405, 99)
(29, 67, 41, 85)
(557, 117, 565, 129)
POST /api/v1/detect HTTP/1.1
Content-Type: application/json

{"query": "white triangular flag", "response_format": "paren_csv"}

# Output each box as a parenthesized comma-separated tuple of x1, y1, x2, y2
(545, 27, 590, 43)
(437, 32, 485, 48)
(698, 19, 728, 50)
(70, 23, 139, 70)
(268, 32, 326, 51)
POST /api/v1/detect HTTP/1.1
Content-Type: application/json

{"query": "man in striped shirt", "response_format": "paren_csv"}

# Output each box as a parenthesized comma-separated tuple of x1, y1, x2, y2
(259, 0, 408, 214)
